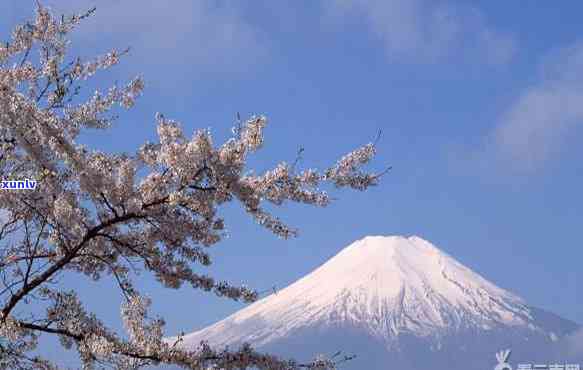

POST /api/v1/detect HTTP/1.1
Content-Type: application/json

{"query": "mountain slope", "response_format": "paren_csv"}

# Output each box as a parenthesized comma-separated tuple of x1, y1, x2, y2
(176, 236, 579, 369)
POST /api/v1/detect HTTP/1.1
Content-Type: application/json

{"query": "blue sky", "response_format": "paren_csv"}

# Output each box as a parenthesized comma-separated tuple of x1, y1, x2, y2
(3, 0, 583, 364)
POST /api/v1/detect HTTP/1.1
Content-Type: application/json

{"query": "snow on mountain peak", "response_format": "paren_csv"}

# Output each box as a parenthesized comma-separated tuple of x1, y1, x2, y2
(286, 235, 524, 312)
(178, 235, 550, 348)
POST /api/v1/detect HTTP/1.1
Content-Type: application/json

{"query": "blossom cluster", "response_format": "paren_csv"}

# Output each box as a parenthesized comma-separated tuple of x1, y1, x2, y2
(0, 4, 383, 369)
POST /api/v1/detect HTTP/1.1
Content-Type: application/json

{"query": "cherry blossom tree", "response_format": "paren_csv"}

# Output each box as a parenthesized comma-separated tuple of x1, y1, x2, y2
(0, 5, 384, 369)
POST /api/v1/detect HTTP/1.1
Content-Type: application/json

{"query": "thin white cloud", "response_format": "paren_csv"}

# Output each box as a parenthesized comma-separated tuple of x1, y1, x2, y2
(492, 42, 583, 170)
(323, 0, 516, 64)
(38, 1, 267, 81)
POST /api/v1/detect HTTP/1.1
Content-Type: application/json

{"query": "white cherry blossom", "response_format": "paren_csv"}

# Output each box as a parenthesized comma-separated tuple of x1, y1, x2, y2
(0, 4, 384, 369)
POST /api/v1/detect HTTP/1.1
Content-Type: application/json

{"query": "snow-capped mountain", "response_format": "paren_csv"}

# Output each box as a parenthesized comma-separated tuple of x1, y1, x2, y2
(176, 236, 580, 369)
